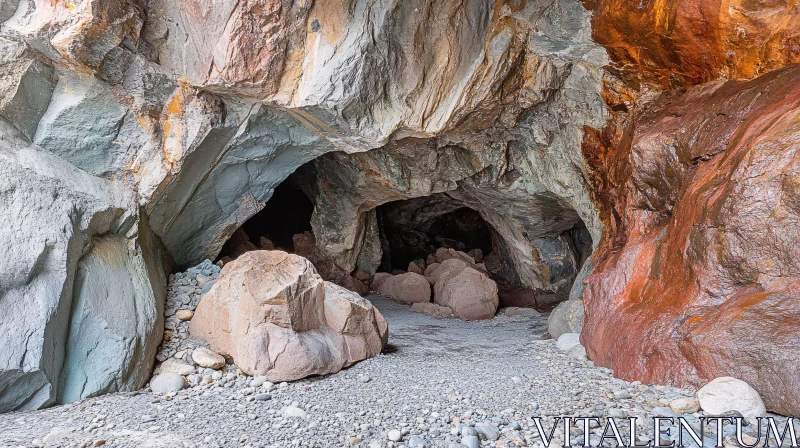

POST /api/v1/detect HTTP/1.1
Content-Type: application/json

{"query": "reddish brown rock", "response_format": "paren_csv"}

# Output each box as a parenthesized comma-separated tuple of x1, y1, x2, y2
(434, 267, 499, 321)
(190, 251, 386, 381)
(582, 65, 800, 416)
(376, 272, 431, 304)
(585, 0, 800, 88)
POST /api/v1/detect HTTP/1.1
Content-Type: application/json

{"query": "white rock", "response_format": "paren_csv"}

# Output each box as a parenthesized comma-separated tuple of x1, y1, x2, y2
(192, 347, 226, 369)
(669, 397, 700, 414)
(387, 429, 402, 442)
(697, 377, 766, 419)
(555, 333, 581, 351)
(282, 406, 308, 419)
(160, 359, 196, 376)
(150, 372, 186, 394)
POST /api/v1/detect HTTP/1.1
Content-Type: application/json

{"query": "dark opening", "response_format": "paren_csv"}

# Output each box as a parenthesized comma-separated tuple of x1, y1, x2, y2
(240, 180, 313, 252)
(217, 163, 316, 260)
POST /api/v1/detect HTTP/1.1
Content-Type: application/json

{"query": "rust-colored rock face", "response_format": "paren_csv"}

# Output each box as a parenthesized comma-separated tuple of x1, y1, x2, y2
(582, 65, 800, 416)
(585, 0, 800, 87)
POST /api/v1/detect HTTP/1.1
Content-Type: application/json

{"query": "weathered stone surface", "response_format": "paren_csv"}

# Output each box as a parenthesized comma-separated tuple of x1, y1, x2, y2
(376, 273, 431, 304)
(323, 282, 388, 360)
(293, 232, 368, 296)
(585, 0, 800, 88)
(425, 259, 469, 286)
(697, 378, 766, 420)
(582, 64, 800, 415)
(0, 119, 164, 411)
(190, 251, 385, 381)
(58, 226, 167, 404)
(0, 38, 56, 140)
(433, 268, 498, 321)
(547, 300, 584, 340)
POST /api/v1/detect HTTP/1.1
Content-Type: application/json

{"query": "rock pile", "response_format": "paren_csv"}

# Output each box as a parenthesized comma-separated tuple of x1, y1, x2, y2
(373, 248, 499, 321)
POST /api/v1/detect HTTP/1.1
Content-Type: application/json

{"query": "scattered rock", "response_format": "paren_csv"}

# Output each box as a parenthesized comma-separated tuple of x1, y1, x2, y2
(387, 429, 402, 442)
(150, 372, 186, 394)
(159, 359, 195, 376)
(411, 302, 456, 318)
(433, 267, 498, 320)
(669, 397, 700, 414)
(697, 377, 766, 419)
(376, 272, 431, 304)
(191, 347, 226, 370)
(175, 309, 194, 321)
(555, 333, 581, 351)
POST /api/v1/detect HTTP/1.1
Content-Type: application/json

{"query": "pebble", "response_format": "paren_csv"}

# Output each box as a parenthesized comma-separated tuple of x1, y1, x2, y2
(192, 347, 226, 369)
(387, 429, 402, 442)
(149, 372, 186, 394)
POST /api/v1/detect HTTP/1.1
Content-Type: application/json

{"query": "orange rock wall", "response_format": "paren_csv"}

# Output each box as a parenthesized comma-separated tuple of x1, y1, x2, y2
(581, 0, 800, 415)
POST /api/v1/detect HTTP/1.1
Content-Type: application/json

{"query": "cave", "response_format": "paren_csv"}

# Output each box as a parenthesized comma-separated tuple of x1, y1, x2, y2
(216, 159, 593, 314)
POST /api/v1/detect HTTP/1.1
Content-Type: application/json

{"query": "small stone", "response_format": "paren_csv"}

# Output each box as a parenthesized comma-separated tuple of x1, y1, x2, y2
(461, 435, 480, 448)
(255, 393, 272, 401)
(613, 390, 632, 400)
(192, 347, 226, 369)
(175, 309, 194, 321)
(669, 397, 701, 414)
(387, 429, 402, 442)
(250, 376, 269, 388)
(150, 372, 186, 394)
(160, 358, 195, 376)
(652, 406, 680, 418)
(475, 423, 500, 441)
(282, 406, 307, 418)
(407, 435, 426, 448)
(555, 333, 581, 351)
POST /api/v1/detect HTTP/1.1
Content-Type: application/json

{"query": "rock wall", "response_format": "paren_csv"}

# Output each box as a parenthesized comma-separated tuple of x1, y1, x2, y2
(579, 0, 800, 416)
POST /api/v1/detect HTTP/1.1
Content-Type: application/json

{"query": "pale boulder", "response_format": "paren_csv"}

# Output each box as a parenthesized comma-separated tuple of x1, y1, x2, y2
(425, 259, 468, 285)
(433, 267, 498, 320)
(371, 272, 392, 291)
(408, 261, 424, 275)
(159, 359, 195, 376)
(190, 251, 386, 381)
(376, 272, 431, 304)
(192, 347, 226, 370)
(547, 300, 585, 339)
(697, 377, 766, 419)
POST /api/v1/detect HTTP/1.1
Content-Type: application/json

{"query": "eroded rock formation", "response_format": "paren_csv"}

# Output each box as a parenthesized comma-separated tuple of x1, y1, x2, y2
(1, 0, 798, 416)
(579, 0, 800, 416)
(190, 251, 387, 381)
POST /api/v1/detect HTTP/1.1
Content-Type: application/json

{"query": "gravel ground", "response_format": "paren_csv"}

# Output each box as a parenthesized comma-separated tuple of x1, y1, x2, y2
(0, 296, 759, 448)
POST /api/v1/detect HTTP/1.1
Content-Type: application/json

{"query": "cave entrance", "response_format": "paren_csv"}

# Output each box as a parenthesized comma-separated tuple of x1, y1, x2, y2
(216, 164, 592, 316)
(217, 162, 316, 261)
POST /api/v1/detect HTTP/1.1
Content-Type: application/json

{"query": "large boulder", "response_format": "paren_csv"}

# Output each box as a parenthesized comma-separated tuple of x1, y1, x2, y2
(434, 267, 498, 321)
(547, 300, 585, 339)
(190, 251, 386, 381)
(376, 272, 431, 304)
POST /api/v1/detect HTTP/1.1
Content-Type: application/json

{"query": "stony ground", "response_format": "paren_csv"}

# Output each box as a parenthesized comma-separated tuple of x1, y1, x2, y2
(0, 296, 774, 448)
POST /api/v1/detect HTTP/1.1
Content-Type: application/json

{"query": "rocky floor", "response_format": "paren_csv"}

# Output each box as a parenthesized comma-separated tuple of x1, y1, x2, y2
(0, 296, 772, 448)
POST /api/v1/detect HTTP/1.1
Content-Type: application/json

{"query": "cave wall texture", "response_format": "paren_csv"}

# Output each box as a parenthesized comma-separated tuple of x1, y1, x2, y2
(0, 0, 798, 415)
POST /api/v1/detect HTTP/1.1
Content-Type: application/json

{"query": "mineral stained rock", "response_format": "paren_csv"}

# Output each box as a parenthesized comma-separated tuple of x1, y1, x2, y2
(581, 62, 800, 416)
(190, 251, 387, 381)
